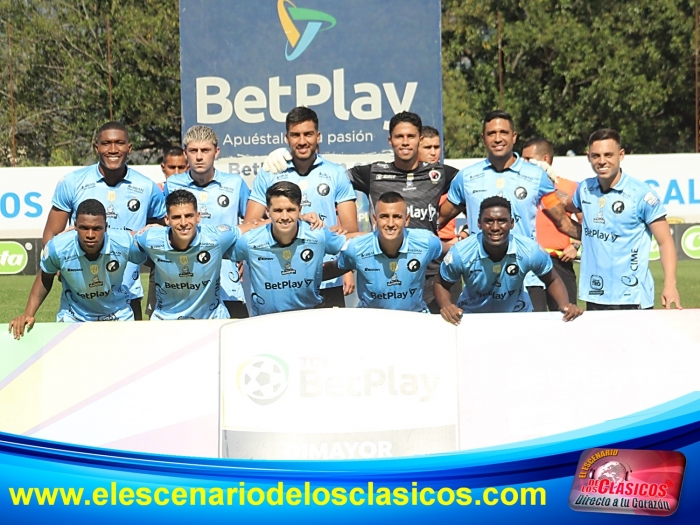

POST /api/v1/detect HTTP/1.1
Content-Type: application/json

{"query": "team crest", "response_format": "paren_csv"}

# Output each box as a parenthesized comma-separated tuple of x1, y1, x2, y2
(598, 197, 606, 208)
(218, 195, 230, 207)
(428, 170, 441, 183)
(197, 251, 211, 264)
(496, 178, 505, 189)
(514, 187, 527, 200)
(612, 201, 625, 214)
(106, 260, 119, 272)
(282, 249, 292, 261)
(297, 179, 309, 191)
(107, 191, 117, 202)
(407, 259, 421, 272)
(505, 264, 519, 276)
(199, 192, 209, 203)
(492, 264, 502, 274)
(317, 183, 330, 196)
(90, 264, 99, 275)
(180, 255, 188, 265)
(127, 198, 140, 212)
(300, 249, 314, 262)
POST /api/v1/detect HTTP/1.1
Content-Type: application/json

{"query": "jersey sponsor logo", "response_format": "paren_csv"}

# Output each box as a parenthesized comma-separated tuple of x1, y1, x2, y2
(179, 265, 194, 277)
(65, 267, 82, 272)
(80, 182, 96, 191)
(375, 173, 396, 180)
(300, 193, 312, 207)
(589, 275, 604, 295)
(428, 170, 441, 183)
(406, 204, 437, 222)
(164, 281, 202, 290)
(612, 201, 625, 214)
(217, 194, 230, 207)
(630, 249, 639, 271)
(369, 288, 418, 301)
(200, 205, 212, 219)
(127, 198, 140, 212)
(375, 162, 390, 169)
(363, 267, 380, 272)
(514, 187, 527, 200)
(585, 228, 619, 242)
(258, 256, 274, 261)
(98, 313, 118, 321)
(264, 278, 314, 290)
(156, 257, 173, 263)
(403, 173, 416, 191)
(387, 275, 402, 286)
(407, 259, 421, 272)
(513, 299, 527, 312)
(472, 188, 487, 194)
(621, 275, 639, 287)
(88, 275, 104, 288)
(300, 248, 314, 261)
(643, 192, 659, 206)
(197, 250, 211, 264)
(76, 289, 111, 300)
(106, 204, 118, 219)
(593, 211, 605, 224)
(253, 243, 271, 249)
(317, 183, 330, 196)
(505, 263, 519, 276)
(106, 260, 120, 272)
(281, 262, 297, 275)
(127, 185, 144, 194)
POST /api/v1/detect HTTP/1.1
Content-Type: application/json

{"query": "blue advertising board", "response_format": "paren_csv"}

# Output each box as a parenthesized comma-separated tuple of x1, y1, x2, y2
(180, 0, 443, 157)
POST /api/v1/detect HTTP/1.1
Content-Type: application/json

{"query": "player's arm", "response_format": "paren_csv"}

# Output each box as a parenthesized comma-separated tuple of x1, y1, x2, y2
(322, 260, 351, 281)
(434, 273, 462, 325)
(346, 165, 371, 195)
(8, 270, 55, 339)
(539, 269, 583, 321)
(649, 218, 681, 309)
(42, 207, 71, 246)
(438, 199, 464, 230)
(243, 200, 267, 223)
(541, 192, 582, 240)
(438, 172, 466, 230)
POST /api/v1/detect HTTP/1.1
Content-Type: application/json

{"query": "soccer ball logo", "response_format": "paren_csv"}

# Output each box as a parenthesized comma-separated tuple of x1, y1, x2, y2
(237, 354, 290, 405)
(127, 198, 140, 212)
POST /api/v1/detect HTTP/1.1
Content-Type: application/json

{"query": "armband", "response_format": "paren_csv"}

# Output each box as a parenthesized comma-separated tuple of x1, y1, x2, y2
(540, 192, 561, 210)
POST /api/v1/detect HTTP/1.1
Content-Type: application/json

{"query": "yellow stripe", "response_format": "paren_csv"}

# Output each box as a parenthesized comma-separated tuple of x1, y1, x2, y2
(278, 0, 300, 47)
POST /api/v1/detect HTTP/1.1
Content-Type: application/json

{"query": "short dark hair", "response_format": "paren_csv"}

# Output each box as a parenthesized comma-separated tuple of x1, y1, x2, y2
(588, 128, 621, 148)
(266, 181, 302, 207)
(286, 106, 318, 131)
(76, 199, 106, 220)
(377, 191, 406, 205)
(522, 137, 554, 159)
(479, 196, 512, 219)
(482, 110, 514, 133)
(421, 126, 440, 139)
(163, 146, 185, 160)
(166, 189, 197, 212)
(389, 111, 422, 135)
(94, 121, 129, 143)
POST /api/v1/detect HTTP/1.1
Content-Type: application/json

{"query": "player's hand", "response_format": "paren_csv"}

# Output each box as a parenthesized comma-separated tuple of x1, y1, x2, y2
(301, 212, 324, 230)
(262, 148, 292, 173)
(661, 285, 682, 309)
(560, 303, 583, 321)
(58, 225, 75, 235)
(342, 272, 355, 296)
(329, 224, 347, 236)
(527, 158, 558, 184)
(237, 261, 244, 284)
(440, 304, 463, 325)
(9, 315, 35, 340)
(560, 244, 578, 263)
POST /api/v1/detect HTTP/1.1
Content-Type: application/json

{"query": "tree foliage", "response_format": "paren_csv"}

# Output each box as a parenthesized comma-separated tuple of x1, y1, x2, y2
(442, 0, 698, 157)
(0, 0, 181, 166)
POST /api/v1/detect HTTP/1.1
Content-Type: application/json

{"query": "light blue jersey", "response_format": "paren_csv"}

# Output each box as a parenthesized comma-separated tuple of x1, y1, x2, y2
(51, 163, 166, 299)
(135, 224, 240, 320)
(165, 169, 250, 302)
(337, 230, 442, 312)
(233, 222, 346, 316)
(440, 233, 553, 313)
(447, 154, 556, 287)
(250, 154, 356, 289)
(40, 230, 146, 322)
(572, 171, 666, 307)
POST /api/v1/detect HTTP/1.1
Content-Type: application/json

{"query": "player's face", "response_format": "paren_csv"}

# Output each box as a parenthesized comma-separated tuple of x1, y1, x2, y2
(268, 196, 301, 235)
(166, 203, 200, 245)
(419, 136, 441, 163)
(185, 141, 219, 176)
(482, 119, 517, 161)
(478, 206, 514, 248)
(389, 122, 421, 164)
(587, 139, 625, 183)
(94, 129, 131, 172)
(161, 154, 188, 179)
(374, 200, 409, 242)
(286, 120, 319, 162)
(521, 144, 544, 163)
(75, 214, 107, 255)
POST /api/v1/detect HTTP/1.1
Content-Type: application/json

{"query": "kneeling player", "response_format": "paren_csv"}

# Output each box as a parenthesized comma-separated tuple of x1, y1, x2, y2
(233, 182, 351, 316)
(323, 192, 445, 312)
(9, 199, 146, 338)
(434, 196, 583, 324)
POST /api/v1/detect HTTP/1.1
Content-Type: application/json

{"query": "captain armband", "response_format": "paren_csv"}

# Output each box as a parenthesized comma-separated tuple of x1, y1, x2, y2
(540, 192, 562, 210)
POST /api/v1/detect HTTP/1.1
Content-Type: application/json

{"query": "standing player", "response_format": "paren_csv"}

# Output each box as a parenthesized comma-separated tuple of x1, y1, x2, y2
(244, 107, 358, 308)
(42, 121, 166, 320)
(165, 125, 250, 318)
(434, 197, 582, 323)
(438, 110, 580, 301)
(521, 137, 581, 311)
(567, 129, 680, 310)
(234, 182, 350, 316)
(9, 199, 146, 338)
(323, 192, 445, 312)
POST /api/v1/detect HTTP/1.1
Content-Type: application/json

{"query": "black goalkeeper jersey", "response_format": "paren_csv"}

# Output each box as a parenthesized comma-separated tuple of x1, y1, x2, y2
(348, 161, 458, 234)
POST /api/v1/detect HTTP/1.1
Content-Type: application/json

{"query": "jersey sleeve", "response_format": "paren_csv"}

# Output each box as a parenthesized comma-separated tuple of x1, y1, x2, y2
(536, 168, 557, 201)
(530, 244, 554, 277)
(427, 233, 443, 261)
(238, 182, 251, 220)
(51, 175, 77, 213)
(134, 230, 151, 258)
(324, 229, 347, 255)
(147, 182, 167, 219)
(443, 165, 459, 195)
(232, 235, 249, 262)
(637, 187, 666, 224)
(571, 183, 582, 210)
(446, 170, 466, 207)
(439, 245, 464, 283)
(333, 167, 357, 203)
(127, 234, 147, 265)
(215, 224, 239, 256)
(336, 238, 356, 271)
(347, 165, 372, 195)
(249, 170, 271, 206)
(39, 240, 60, 275)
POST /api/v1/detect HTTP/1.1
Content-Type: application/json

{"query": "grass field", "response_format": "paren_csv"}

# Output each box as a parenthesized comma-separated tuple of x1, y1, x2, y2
(0, 260, 698, 325)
